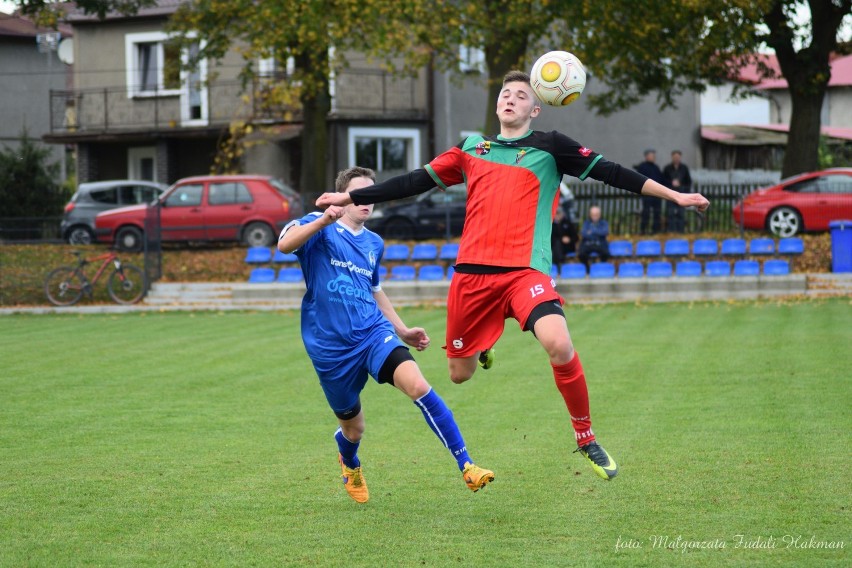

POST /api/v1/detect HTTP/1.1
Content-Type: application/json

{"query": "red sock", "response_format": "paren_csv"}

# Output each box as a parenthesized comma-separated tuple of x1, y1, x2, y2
(552, 352, 595, 446)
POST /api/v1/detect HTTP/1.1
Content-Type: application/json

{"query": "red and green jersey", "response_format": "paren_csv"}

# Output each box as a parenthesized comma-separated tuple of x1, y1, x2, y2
(424, 130, 602, 274)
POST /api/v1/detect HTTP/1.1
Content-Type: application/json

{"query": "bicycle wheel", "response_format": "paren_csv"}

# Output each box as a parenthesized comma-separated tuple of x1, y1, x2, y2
(44, 267, 85, 306)
(108, 264, 147, 305)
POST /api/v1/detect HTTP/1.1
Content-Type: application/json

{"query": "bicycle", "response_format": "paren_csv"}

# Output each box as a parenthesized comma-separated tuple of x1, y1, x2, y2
(44, 250, 147, 306)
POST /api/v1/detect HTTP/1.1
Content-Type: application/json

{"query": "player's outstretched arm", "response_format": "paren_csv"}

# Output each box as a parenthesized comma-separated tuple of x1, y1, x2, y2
(316, 169, 436, 209)
(277, 206, 344, 253)
(641, 179, 710, 213)
(373, 289, 430, 351)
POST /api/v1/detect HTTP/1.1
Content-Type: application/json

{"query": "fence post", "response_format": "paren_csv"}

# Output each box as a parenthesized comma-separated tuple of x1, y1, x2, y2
(739, 186, 745, 238)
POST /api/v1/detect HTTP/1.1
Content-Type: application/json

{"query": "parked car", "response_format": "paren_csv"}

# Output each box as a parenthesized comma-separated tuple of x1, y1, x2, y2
(94, 175, 303, 251)
(366, 184, 467, 240)
(61, 180, 168, 244)
(732, 168, 852, 237)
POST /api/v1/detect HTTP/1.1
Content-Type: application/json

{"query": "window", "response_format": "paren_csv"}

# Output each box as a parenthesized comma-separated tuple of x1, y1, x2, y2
(785, 179, 819, 194)
(119, 185, 158, 205)
(820, 175, 852, 194)
(348, 127, 421, 181)
(459, 43, 486, 74)
(209, 182, 253, 205)
(126, 32, 182, 96)
(258, 55, 296, 79)
(89, 188, 117, 204)
(164, 184, 203, 207)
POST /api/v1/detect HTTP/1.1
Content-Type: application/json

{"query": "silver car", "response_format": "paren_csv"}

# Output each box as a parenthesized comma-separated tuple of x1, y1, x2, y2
(61, 180, 168, 244)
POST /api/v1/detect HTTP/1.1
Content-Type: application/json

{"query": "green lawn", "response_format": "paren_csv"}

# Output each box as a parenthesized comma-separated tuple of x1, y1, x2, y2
(1, 300, 849, 567)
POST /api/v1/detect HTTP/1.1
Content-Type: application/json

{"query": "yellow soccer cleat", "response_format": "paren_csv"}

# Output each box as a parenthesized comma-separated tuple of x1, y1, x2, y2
(575, 441, 618, 480)
(462, 462, 495, 492)
(478, 348, 495, 370)
(339, 454, 369, 503)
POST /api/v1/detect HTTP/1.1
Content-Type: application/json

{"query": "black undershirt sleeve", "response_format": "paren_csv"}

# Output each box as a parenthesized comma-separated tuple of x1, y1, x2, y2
(349, 169, 436, 206)
(587, 158, 648, 195)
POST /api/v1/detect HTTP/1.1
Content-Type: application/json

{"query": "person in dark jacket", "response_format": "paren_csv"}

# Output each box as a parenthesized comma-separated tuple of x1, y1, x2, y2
(552, 207, 579, 264)
(578, 205, 610, 269)
(635, 149, 665, 234)
(662, 150, 692, 233)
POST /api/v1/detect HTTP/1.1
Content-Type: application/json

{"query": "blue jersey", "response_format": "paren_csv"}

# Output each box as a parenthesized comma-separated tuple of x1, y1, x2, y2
(284, 212, 388, 361)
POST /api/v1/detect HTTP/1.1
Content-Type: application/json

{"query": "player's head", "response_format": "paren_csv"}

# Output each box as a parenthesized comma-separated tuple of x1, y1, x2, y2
(334, 166, 376, 225)
(497, 70, 541, 129)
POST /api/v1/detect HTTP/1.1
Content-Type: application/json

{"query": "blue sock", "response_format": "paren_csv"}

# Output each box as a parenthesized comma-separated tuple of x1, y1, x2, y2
(414, 388, 472, 471)
(335, 428, 360, 469)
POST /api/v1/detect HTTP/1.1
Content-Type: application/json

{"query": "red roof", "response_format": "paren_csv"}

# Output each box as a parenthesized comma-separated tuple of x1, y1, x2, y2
(0, 13, 72, 38)
(734, 53, 852, 89)
(745, 123, 852, 141)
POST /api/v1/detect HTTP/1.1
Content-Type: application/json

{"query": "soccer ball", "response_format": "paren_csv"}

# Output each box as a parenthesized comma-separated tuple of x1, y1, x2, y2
(530, 51, 586, 106)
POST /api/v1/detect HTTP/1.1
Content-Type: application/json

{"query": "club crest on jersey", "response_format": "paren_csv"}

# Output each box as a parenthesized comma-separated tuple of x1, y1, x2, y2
(579, 146, 592, 157)
(475, 141, 491, 155)
(514, 149, 527, 164)
(368, 250, 376, 267)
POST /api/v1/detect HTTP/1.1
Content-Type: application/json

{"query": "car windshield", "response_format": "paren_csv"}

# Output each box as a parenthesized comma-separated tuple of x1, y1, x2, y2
(269, 178, 300, 200)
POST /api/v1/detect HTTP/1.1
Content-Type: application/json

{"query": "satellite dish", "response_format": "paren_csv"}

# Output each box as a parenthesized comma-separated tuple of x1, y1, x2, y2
(57, 38, 74, 65)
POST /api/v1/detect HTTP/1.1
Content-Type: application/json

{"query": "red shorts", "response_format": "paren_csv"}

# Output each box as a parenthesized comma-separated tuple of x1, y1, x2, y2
(445, 269, 564, 358)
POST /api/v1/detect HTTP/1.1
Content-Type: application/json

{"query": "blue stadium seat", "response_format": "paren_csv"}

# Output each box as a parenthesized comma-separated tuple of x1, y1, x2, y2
(608, 240, 633, 257)
(589, 262, 615, 279)
(763, 259, 790, 276)
(418, 264, 445, 280)
(273, 249, 298, 263)
(647, 261, 673, 278)
(778, 237, 804, 255)
(248, 267, 275, 283)
(749, 238, 775, 255)
(617, 262, 644, 278)
(693, 239, 719, 257)
(560, 263, 586, 279)
(439, 243, 460, 261)
(411, 243, 438, 261)
(390, 265, 416, 281)
(635, 240, 662, 257)
(550, 264, 559, 278)
(676, 261, 702, 277)
(245, 247, 272, 264)
(664, 239, 690, 257)
(378, 265, 388, 280)
(733, 260, 760, 276)
(721, 238, 747, 256)
(447, 265, 455, 280)
(384, 244, 410, 261)
(705, 261, 731, 277)
(277, 267, 304, 282)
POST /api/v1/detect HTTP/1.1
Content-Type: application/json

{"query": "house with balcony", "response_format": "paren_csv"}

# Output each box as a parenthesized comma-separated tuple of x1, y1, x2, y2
(42, 1, 431, 192)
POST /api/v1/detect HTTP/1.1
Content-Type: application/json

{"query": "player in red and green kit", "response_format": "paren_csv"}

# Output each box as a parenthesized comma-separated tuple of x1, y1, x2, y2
(317, 70, 710, 480)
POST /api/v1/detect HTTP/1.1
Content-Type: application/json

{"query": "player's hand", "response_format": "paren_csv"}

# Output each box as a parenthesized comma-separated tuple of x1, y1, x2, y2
(316, 192, 353, 209)
(400, 327, 430, 351)
(679, 192, 710, 213)
(322, 205, 345, 224)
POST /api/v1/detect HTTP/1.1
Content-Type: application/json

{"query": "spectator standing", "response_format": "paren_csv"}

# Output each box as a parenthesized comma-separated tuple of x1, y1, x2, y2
(578, 205, 610, 270)
(552, 207, 579, 264)
(635, 149, 665, 234)
(662, 150, 692, 233)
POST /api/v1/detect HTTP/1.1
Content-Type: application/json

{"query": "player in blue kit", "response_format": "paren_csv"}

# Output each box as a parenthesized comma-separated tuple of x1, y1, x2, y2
(278, 166, 494, 503)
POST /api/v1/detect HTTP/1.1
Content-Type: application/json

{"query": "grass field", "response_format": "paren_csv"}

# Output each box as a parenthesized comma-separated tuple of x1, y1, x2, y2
(1, 299, 850, 567)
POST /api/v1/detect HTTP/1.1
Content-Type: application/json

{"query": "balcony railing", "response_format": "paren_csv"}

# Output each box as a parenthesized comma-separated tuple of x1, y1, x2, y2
(48, 69, 427, 136)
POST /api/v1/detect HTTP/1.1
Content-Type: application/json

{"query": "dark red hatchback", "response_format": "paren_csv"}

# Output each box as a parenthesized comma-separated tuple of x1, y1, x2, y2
(95, 175, 303, 251)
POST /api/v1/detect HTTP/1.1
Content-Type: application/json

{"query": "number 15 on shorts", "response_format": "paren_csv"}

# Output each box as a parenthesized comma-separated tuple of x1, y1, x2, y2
(530, 284, 545, 298)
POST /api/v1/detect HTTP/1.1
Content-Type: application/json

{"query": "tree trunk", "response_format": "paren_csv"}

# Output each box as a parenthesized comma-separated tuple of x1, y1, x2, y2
(781, 88, 824, 178)
(298, 49, 331, 203)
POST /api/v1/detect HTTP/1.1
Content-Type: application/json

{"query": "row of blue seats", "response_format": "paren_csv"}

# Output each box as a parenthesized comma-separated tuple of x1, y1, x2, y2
(607, 237, 804, 258)
(245, 247, 299, 264)
(249, 259, 792, 283)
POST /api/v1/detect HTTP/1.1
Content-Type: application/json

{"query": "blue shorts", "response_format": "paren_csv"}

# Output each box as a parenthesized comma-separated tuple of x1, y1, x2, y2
(308, 322, 406, 416)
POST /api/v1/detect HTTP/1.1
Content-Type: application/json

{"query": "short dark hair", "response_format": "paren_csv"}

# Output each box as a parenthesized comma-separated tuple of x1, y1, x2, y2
(671, 150, 682, 156)
(335, 166, 376, 193)
(503, 70, 531, 86)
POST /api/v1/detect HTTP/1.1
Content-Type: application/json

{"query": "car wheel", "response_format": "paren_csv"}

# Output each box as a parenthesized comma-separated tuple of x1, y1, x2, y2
(767, 207, 802, 237)
(243, 222, 275, 247)
(383, 218, 416, 240)
(115, 226, 144, 252)
(67, 226, 94, 245)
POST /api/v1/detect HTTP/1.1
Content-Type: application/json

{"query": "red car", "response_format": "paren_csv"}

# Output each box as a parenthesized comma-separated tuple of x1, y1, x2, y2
(732, 168, 852, 237)
(95, 175, 303, 251)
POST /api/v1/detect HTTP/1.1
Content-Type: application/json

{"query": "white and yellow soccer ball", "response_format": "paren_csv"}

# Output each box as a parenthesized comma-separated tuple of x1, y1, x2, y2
(530, 51, 586, 106)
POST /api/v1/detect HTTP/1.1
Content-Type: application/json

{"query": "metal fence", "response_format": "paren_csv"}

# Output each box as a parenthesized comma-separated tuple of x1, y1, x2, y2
(0, 217, 64, 243)
(143, 204, 162, 285)
(566, 181, 762, 236)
